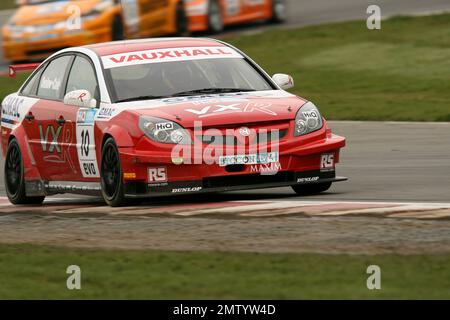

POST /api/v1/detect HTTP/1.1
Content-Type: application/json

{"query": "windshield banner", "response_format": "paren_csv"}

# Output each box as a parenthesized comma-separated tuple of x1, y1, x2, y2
(102, 46, 244, 69)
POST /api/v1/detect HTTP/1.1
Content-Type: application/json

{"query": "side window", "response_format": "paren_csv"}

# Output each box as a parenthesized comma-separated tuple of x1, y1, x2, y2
(21, 68, 44, 96)
(37, 55, 72, 99)
(65, 56, 99, 103)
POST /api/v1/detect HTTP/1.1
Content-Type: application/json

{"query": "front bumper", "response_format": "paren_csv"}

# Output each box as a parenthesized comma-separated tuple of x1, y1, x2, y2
(119, 131, 347, 197)
(124, 169, 347, 197)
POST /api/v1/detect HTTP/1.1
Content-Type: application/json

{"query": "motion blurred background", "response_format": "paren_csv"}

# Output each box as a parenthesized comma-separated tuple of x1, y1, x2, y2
(0, 0, 450, 299)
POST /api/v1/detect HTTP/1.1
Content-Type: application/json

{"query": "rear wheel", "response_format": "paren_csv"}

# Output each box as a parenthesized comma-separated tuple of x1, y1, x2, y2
(111, 15, 124, 41)
(5, 139, 45, 205)
(207, 0, 224, 33)
(271, 0, 286, 23)
(291, 182, 332, 195)
(175, 2, 189, 36)
(100, 138, 126, 206)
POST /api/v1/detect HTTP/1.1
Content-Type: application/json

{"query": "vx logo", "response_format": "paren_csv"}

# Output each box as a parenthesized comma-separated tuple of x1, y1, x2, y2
(39, 125, 62, 153)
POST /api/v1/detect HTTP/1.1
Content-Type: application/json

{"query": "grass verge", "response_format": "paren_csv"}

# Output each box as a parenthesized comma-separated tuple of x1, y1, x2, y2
(226, 14, 450, 121)
(2, 14, 450, 121)
(0, 0, 16, 11)
(0, 244, 448, 299)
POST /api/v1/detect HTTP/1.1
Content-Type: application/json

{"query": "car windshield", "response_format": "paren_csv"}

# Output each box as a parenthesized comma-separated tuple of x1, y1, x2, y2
(106, 58, 274, 103)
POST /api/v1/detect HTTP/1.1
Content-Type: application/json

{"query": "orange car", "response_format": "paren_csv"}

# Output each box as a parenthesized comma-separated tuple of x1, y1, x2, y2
(185, 0, 286, 33)
(2, 0, 187, 62)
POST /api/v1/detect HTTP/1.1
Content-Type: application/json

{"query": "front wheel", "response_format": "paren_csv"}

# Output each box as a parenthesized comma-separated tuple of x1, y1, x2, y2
(111, 15, 124, 41)
(100, 138, 126, 206)
(5, 139, 45, 205)
(175, 2, 189, 36)
(291, 182, 332, 195)
(207, 0, 224, 33)
(271, 0, 287, 23)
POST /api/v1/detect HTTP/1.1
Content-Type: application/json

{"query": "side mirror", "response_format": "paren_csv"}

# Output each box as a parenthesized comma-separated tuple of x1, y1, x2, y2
(272, 73, 294, 90)
(63, 89, 96, 108)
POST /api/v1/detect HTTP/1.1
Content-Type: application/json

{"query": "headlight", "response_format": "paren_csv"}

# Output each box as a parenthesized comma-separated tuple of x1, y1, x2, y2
(294, 102, 323, 136)
(139, 116, 191, 145)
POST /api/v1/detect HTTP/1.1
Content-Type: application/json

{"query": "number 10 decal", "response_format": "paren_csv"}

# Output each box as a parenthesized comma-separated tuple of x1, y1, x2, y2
(76, 109, 100, 178)
(80, 129, 90, 157)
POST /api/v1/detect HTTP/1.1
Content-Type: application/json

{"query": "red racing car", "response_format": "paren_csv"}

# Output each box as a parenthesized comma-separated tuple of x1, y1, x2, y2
(1, 38, 346, 206)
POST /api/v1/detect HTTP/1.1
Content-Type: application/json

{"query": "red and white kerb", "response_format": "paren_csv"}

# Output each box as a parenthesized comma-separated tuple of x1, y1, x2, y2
(101, 46, 244, 69)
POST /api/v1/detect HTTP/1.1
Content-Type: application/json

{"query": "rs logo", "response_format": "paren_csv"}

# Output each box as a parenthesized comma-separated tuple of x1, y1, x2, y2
(148, 167, 167, 182)
(320, 153, 335, 171)
(39, 125, 62, 153)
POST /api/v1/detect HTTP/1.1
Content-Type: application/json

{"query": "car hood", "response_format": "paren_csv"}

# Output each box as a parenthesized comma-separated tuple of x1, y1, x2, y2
(119, 90, 307, 128)
(10, 0, 101, 26)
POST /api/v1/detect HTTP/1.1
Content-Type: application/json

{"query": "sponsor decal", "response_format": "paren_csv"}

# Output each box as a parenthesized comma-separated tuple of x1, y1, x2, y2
(171, 156, 184, 165)
(162, 94, 245, 105)
(320, 153, 335, 172)
(219, 152, 279, 167)
(97, 107, 115, 119)
(102, 46, 243, 69)
(148, 167, 167, 182)
(39, 124, 62, 153)
(303, 110, 319, 119)
(185, 102, 276, 118)
(238, 127, 251, 137)
(76, 109, 100, 178)
(76, 108, 97, 124)
(172, 187, 202, 193)
(155, 122, 174, 131)
(250, 162, 282, 174)
(1, 95, 39, 129)
(45, 181, 101, 191)
(1, 96, 22, 118)
(39, 76, 61, 91)
(297, 176, 320, 183)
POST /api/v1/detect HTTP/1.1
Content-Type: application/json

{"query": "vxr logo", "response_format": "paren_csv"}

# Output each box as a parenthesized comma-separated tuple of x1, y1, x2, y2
(39, 124, 62, 153)
(185, 102, 276, 118)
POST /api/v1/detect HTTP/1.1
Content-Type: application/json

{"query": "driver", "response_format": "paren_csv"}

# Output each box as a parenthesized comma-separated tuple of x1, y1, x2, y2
(160, 62, 195, 93)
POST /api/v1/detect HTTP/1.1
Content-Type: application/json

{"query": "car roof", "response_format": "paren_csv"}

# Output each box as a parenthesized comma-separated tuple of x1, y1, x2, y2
(84, 38, 227, 57)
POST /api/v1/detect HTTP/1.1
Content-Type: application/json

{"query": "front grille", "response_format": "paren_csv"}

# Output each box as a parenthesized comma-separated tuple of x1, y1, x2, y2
(199, 129, 288, 146)
(203, 171, 295, 189)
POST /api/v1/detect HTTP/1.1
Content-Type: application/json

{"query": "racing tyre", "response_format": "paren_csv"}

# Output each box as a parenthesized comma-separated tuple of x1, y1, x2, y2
(271, 0, 286, 23)
(111, 15, 124, 41)
(100, 138, 126, 207)
(5, 139, 45, 205)
(175, 2, 189, 36)
(207, 0, 224, 33)
(291, 182, 332, 195)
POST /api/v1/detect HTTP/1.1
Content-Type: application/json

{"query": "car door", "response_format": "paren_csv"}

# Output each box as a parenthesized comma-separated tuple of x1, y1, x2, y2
(62, 54, 101, 182)
(21, 54, 74, 181)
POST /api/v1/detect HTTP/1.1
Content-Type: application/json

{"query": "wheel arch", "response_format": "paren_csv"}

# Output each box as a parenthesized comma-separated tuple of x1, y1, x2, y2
(101, 125, 134, 149)
(5, 126, 42, 181)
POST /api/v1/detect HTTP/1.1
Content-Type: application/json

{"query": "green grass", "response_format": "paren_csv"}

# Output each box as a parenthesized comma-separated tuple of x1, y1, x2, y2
(225, 14, 450, 121)
(0, 244, 449, 299)
(2, 14, 450, 121)
(0, 73, 28, 98)
(0, 0, 17, 10)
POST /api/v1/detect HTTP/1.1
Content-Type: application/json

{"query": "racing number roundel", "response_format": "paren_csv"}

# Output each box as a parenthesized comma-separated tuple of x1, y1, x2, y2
(76, 109, 100, 178)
